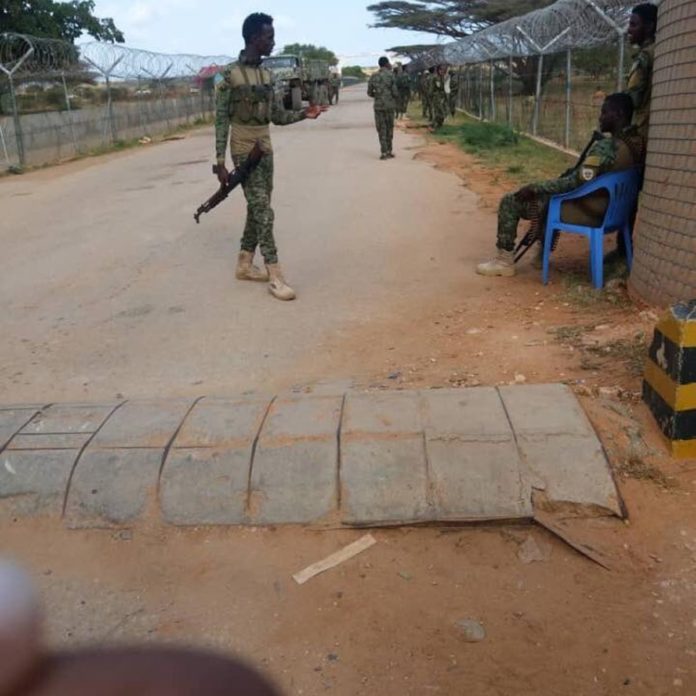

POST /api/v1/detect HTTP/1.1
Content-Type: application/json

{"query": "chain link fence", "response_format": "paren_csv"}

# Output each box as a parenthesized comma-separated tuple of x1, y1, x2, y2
(0, 33, 235, 169)
(411, 0, 661, 152)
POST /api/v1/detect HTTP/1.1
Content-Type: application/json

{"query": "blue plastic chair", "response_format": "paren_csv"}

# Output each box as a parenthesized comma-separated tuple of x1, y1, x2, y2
(542, 168, 641, 289)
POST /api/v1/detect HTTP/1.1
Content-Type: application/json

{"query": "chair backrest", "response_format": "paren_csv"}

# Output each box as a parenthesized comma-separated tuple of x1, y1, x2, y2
(599, 168, 642, 229)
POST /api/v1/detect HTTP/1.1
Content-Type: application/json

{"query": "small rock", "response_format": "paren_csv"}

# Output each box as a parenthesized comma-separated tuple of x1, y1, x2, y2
(466, 328, 482, 336)
(514, 374, 527, 384)
(327, 654, 339, 663)
(594, 324, 610, 331)
(599, 386, 621, 399)
(455, 619, 486, 643)
(388, 372, 401, 380)
(517, 536, 551, 564)
(398, 571, 413, 582)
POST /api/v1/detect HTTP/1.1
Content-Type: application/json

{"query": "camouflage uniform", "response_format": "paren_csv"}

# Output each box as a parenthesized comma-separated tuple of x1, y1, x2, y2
(448, 70, 460, 116)
(626, 38, 655, 140)
(215, 51, 306, 264)
(496, 127, 646, 251)
(423, 71, 435, 120)
(367, 68, 399, 157)
(430, 73, 448, 128)
(396, 71, 411, 117)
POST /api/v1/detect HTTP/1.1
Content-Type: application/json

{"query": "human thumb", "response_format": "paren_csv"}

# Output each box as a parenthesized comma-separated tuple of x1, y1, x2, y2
(0, 560, 42, 696)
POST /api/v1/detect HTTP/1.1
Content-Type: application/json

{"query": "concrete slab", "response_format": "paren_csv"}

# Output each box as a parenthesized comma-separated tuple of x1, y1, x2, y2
(262, 396, 343, 441)
(161, 448, 250, 526)
(91, 401, 193, 449)
(0, 449, 78, 517)
(341, 437, 430, 525)
(517, 434, 622, 515)
(0, 410, 39, 451)
(427, 439, 531, 520)
(21, 404, 115, 435)
(8, 433, 92, 450)
(174, 398, 269, 449)
(422, 388, 512, 439)
(65, 448, 162, 527)
(499, 384, 593, 436)
(250, 441, 338, 525)
(343, 392, 421, 436)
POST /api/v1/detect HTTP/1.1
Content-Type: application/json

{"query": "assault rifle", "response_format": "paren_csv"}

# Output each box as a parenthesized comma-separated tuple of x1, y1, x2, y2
(514, 130, 604, 263)
(194, 141, 264, 224)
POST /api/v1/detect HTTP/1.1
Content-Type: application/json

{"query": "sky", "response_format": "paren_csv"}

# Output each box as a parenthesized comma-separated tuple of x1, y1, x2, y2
(91, 0, 440, 65)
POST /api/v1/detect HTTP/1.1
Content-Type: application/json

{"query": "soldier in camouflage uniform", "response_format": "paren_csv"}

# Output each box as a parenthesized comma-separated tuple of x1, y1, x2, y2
(626, 3, 657, 140)
(422, 67, 435, 121)
(430, 64, 449, 129)
(367, 56, 399, 160)
(395, 65, 411, 119)
(215, 12, 324, 301)
(476, 94, 645, 277)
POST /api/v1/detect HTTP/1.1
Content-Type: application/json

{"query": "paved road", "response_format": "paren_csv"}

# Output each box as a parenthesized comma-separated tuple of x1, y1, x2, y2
(0, 88, 485, 403)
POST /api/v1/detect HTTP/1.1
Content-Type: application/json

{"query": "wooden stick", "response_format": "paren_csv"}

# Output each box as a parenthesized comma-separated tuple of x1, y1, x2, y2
(293, 534, 377, 585)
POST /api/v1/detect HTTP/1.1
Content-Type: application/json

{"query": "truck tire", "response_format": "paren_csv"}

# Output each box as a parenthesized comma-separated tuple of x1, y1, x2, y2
(291, 86, 302, 110)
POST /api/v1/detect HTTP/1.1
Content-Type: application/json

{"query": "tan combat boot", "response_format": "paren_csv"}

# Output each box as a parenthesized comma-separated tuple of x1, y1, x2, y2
(236, 251, 269, 282)
(476, 249, 516, 277)
(266, 263, 296, 301)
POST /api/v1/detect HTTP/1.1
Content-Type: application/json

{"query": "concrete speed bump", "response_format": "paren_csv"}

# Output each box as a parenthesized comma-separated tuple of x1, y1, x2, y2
(644, 301, 696, 458)
(0, 386, 624, 528)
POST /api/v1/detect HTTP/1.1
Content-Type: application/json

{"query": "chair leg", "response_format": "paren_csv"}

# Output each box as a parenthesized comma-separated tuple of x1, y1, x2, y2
(623, 224, 634, 270)
(542, 228, 554, 285)
(590, 231, 604, 289)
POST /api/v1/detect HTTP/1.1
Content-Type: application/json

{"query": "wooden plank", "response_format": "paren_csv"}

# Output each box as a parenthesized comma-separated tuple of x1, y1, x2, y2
(293, 534, 377, 585)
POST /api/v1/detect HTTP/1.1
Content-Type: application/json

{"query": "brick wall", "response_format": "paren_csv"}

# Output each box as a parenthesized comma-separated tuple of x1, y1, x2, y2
(629, 0, 696, 306)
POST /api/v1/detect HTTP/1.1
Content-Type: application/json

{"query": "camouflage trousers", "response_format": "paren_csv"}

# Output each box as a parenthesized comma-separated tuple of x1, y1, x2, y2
(431, 94, 447, 128)
(233, 153, 277, 265)
(374, 109, 395, 155)
(497, 191, 549, 251)
(422, 95, 432, 119)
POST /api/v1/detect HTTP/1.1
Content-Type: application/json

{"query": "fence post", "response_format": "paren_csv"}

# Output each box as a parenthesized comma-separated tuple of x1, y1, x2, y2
(533, 54, 543, 136)
(478, 63, 484, 119)
(61, 71, 79, 154)
(489, 60, 496, 121)
(564, 49, 572, 149)
(508, 55, 513, 127)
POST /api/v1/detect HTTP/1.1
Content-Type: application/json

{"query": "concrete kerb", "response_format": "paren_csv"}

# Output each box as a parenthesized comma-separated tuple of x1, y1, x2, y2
(0, 386, 625, 528)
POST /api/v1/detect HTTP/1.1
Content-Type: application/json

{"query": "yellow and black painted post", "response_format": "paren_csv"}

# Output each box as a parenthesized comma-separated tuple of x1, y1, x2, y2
(644, 301, 696, 459)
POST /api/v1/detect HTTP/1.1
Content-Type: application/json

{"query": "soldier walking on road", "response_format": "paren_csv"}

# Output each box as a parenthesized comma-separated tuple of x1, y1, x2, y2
(430, 64, 449, 129)
(368, 56, 399, 160)
(215, 12, 325, 301)
(396, 65, 412, 119)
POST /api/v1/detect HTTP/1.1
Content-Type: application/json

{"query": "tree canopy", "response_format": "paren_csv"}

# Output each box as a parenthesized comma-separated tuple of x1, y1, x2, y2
(0, 0, 124, 43)
(280, 43, 338, 66)
(367, 1, 555, 39)
(342, 65, 367, 80)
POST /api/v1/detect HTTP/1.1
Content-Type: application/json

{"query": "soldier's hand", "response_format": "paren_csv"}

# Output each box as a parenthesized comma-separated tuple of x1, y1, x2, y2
(216, 163, 229, 186)
(515, 185, 536, 202)
(304, 105, 323, 120)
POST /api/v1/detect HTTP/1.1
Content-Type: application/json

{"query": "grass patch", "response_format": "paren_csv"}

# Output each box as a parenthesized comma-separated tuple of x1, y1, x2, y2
(409, 105, 574, 185)
(586, 335, 648, 377)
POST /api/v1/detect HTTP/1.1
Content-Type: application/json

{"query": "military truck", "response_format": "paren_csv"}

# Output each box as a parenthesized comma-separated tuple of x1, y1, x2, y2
(262, 55, 332, 109)
(261, 54, 304, 110)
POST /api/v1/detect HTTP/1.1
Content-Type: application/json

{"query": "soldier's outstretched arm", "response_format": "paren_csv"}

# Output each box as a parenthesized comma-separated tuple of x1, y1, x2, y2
(214, 79, 232, 170)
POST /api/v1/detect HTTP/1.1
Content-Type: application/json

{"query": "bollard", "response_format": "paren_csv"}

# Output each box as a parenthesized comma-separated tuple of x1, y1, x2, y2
(644, 300, 696, 458)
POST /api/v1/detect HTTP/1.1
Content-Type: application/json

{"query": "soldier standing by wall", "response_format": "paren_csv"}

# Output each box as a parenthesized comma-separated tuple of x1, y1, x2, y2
(368, 56, 399, 160)
(215, 12, 325, 301)
(626, 3, 658, 140)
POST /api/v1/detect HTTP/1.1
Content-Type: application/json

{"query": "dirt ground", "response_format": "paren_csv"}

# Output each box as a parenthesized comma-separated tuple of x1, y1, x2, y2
(3, 109, 696, 695)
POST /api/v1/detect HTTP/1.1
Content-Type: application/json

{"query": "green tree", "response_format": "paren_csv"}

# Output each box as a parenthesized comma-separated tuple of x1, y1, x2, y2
(0, 0, 124, 43)
(280, 43, 338, 66)
(342, 65, 367, 80)
(367, 1, 554, 38)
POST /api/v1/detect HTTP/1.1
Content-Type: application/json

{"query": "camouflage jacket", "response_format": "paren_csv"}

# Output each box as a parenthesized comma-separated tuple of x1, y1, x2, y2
(396, 72, 411, 94)
(367, 68, 399, 111)
(215, 50, 306, 161)
(626, 39, 655, 138)
(531, 126, 646, 196)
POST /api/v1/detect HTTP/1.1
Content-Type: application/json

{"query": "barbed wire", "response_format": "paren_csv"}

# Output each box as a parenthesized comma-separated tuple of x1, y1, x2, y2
(0, 33, 234, 81)
(409, 0, 662, 68)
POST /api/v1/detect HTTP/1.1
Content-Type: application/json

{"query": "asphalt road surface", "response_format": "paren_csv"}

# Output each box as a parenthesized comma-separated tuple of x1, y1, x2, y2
(0, 87, 485, 403)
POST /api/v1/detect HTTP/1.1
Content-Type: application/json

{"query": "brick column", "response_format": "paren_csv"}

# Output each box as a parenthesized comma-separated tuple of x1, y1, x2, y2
(629, 0, 696, 306)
